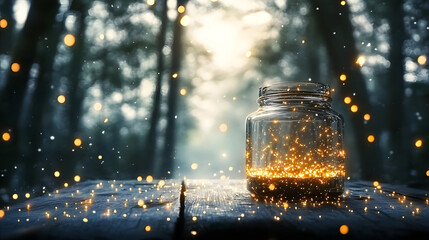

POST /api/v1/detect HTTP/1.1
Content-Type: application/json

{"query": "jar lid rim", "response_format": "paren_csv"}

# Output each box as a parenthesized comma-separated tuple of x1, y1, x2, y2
(259, 82, 330, 97)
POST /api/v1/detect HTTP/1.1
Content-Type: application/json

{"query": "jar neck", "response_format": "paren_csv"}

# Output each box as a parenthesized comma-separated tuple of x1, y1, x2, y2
(257, 82, 331, 108)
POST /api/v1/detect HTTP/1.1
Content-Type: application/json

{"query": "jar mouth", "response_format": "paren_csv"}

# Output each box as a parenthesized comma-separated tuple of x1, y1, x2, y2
(258, 82, 331, 103)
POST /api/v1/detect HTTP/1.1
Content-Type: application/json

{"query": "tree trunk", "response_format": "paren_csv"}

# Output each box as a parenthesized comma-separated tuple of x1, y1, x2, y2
(0, 0, 15, 56)
(21, 8, 66, 189)
(160, 0, 189, 178)
(59, 0, 89, 183)
(142, 0, 168, 175)
(0, 0, 60, 194)
(387, 0, 409, 182)
(308, 0, 381, 180)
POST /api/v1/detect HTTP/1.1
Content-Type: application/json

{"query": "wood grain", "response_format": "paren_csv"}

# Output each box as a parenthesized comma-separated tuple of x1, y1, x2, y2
(1, 179, 428, 239)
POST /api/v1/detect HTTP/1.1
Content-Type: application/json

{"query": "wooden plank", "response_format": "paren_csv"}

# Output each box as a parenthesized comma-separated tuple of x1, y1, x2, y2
(182, 179, 429, 239)
(1, 179, 428, 239)
(0, 179, 181, 239)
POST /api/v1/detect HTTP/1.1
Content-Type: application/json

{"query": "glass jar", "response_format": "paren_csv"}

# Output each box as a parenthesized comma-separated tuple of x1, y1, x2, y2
(246, 82, 345, 202)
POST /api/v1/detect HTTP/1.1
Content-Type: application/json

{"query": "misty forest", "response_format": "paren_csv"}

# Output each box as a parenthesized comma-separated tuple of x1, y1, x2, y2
(0, 0, 428, 206)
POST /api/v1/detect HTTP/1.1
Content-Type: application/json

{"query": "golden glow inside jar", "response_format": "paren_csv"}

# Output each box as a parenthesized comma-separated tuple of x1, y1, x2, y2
(246, 82, 345, 202)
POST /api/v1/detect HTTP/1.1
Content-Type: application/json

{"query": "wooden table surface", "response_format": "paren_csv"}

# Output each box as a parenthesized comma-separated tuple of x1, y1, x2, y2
(0, 179, 428, 239)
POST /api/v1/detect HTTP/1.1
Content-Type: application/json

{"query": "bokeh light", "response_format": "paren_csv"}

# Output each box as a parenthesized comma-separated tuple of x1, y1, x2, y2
(0, 19, 8, 28)
(146, 175, 153, 183)
(2, 132, 11, 141)
(64, 34, 76, 47)
(350, 105, 358, 113)
(74, 138, 82, 147)
(417, 55, 426, 65)
(74, 175, 81, 182)
(11, 62, 20, 72)
(54, 171, 60, 177)
(180, 15, 190, 27)
(364, 114, 371, 121)
(344, 97, 351, 104)
(146, 0, 155, 6)
(356, 56, 366, 66)
(219, 123, 228, 132)
(57, 95, 66, 104)
(94, 102, 102, 111)
(415, 139, 422, 148)
(339, 225, 349, 235)
(367, 135, 375, 143)
(339, 74, 347, 81)
(178, 5, 185, 13)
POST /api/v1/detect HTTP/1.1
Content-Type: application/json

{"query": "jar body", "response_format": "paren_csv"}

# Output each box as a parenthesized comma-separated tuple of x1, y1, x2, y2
(246, 82, 345, 202)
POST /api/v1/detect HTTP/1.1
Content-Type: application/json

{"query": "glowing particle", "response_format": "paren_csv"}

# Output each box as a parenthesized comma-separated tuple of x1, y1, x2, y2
(93, 102, 102, 111)
(344, 97, 351, 104)
(177, 5, 185, 13)
(2, 132, 11, 141)
(54, 171, 60, 177)
(25, 193, 30, 198)
(56, 95, 66, 104)
(0, 19, 8, 28)
(367, 135, 375, 143)
(0, 210, 4, 218)
(191, 163, 198, 170)
(415, 139, 422, 148)
(417, 55, 427, 65)
(219, 123, 228, 132)
(83, 218, 88, 222)
(145, 225, 151, 232)
(191, 231, 197, 236)
(138, 199, 144, 207)
(146, 175, 153, 183)
(12, 193, 18, 200)
(146, 0, 155, 6)
(301, 40, 305, 44)
(74, 138, 82, 147)
(64, 34, 76, 47)
(246, 51, 252, 57)
(268, 184, 275, 191)
(373, 181, 379, 187)
(356, 56, 366, 66)
(11, 62, 20, 72)
(98, 155, 103, 160)
(104, 118, 109, 123)
(64, 182, 68, 187)
(192, 216, 197, 221)
(158, 180, 165, 187)
(167, 217, 171, 221)
(172, 73, 178, 78)
(350, 105, 358, 113)
(137, 176, 143, 181)
(180, 88, 187, 95)
(74, 175, 81, 182)
(339, 74, 347, 81)
(426, 170, 429, 177)
(180, 15, 190, 27)
(99, 34, 105, 40)
(283, 203, 289, 209)
(340, 1, 346, 6)
(364, 114, 371, 121)
(339, 224, 349, 235)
